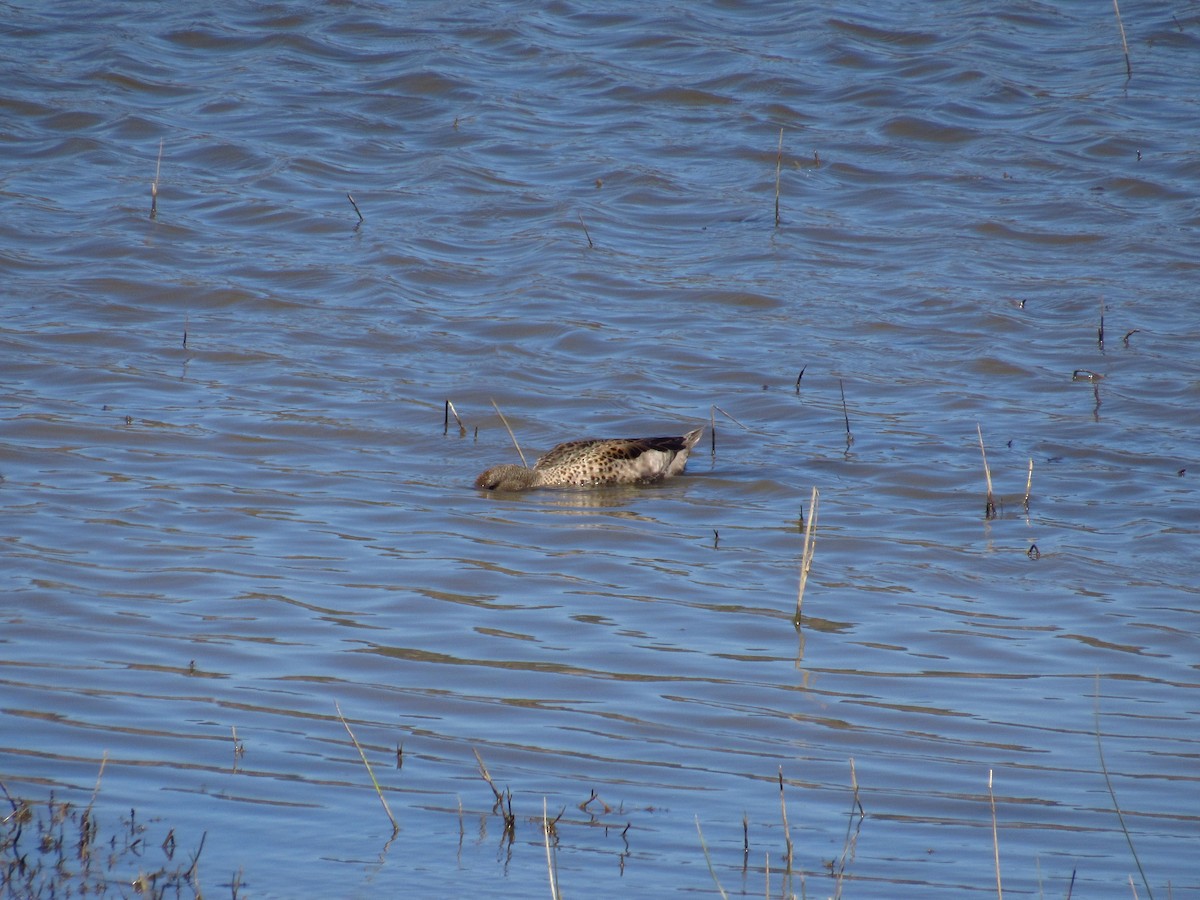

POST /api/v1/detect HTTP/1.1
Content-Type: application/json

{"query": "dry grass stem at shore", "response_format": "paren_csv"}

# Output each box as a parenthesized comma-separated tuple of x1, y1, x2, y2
(795, 486, 819, 624)
(335, 702, 399, 836)
(490, 399, 528, 468)
(976, 424, 996, 519)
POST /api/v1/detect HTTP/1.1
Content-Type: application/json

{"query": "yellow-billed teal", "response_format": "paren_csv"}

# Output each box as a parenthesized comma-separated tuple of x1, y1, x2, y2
(475, 427, 704, 491)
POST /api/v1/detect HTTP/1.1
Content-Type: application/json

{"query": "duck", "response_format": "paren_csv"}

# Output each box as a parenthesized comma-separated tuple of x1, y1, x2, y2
(475, 427, 704, 491)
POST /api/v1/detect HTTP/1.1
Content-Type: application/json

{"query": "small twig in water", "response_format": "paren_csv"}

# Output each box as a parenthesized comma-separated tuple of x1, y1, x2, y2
(795, 365, 806, 394)
(1123, 329, 1140, 347)
(795, 486, 819, 624)
(578, 212, 593, 248)
(489, 399, 527, 467)
(335, 702, 399, 835)
(347, 192, 364, 224)
(182, 312, 189, 350)
(1098, 298, 1106, 349)
(1023, 457, 1034, 511)
(977, 423, 996, 519)
(1112, 0, 1133, 78)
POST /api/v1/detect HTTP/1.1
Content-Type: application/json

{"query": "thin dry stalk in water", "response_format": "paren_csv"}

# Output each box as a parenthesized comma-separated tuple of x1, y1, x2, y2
(708, 404, 747, 457)
(444, 399, 466, 436)
(777, 768, 794, 872)
(150, 138, 163, 219)
(695, 816, 729, 900)
(578, 212, 593, 248)
(473, 747, 516, 835)
(989, 769, 1003, 900)
(795, 486, 819, 624)
(1099, 298, 1106, 349)
(977, 423, 996, 519)
(1113, 0, 1132, 77)
(833, 758, 866, 900)
(840, 379, 854, 447)
(1095, 677, 1154, 900)
(335, 702, 399, 835)
(1023, 458, 1034, 511)
(490, 399, 528, 468)
(543, 798, 561, 900)
(347, 192, 364, 224)
(774, 127, 784, 227)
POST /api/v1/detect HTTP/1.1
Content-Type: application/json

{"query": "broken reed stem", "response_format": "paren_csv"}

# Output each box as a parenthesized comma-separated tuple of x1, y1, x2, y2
(472, 747, 515, 835)
(774, 127, 784, 228)
(347, 192, 364, 224)
(1112, 0, 1132, 78)
(578, 212, 593, 248)
(335, 702, 399, 835)
(977, 423, 996, 519)
(1023, 457, 1034, 511)
(1094, 677, 1154, 900)
(708, 405, 749, 458)
(150, 138, 163, 219)
(839, 379, 853, 447)
(794, 365, 806, 394)
(444, 399, 466, 436)
(85, 752, 109, 822)
(989, 769, 1003, 900)
(490, 399, 528, 467)
(1098, 298, 1106, 349)
(795, 486, 819, 624)
(182, 312, 189, 350)
(695, 817, 729, 900)
(543, 798, 561, 900)
(777, 768, 794, 873)
(834, 758, 865, 900)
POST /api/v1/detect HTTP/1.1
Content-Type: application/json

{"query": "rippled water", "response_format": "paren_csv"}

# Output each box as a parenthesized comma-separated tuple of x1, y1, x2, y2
(3, 1, 1198, 897)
